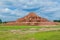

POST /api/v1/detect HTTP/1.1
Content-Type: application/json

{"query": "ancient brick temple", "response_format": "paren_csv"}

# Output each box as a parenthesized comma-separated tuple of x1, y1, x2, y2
(16, 12, 49, 22)
(6, 12, 58, 26)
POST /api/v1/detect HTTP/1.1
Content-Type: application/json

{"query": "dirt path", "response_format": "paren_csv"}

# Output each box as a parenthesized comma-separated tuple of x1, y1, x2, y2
(39, 28, 60, 32)
(7, 28, 60, 34)
(0, 28, 60, 34)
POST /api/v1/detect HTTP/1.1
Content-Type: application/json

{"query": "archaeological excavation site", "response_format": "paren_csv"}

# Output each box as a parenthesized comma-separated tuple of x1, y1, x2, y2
(5, 12, 58, 26)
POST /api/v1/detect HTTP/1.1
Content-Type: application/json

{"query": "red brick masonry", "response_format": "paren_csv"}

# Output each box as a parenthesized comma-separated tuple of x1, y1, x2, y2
(6, 12, 59, 26)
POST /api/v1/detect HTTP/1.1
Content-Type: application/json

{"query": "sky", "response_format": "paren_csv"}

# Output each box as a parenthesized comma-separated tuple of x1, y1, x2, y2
(0, 0, 60, 22)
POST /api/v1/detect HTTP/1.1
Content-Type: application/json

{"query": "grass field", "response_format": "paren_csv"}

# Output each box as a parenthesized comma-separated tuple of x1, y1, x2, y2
(0, 25, 60, 40)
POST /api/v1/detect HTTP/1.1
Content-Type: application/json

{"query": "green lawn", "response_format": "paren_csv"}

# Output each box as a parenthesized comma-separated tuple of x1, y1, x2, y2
(0, 30, 60, 40)
(0, 25, 60, 40)
(0, 25, 60, 31)
(0, 26, 41, 31)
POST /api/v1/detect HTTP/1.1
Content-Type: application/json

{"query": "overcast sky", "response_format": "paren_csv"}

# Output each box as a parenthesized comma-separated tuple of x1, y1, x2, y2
(0, 0, 60, 22)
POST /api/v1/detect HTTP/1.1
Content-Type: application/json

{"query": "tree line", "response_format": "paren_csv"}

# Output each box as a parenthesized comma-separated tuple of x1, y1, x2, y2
(53, 20, 60, 22)
(0, 19, 7, 24)
(0, 19, 60, 24)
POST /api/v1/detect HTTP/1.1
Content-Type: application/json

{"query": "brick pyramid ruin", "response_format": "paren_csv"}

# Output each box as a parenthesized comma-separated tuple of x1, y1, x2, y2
(16, 12, 49, 22)
(6, 12, 58, 26)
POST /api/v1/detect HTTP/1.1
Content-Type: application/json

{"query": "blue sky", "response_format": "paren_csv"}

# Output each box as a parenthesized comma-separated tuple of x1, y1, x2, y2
(0, 0, 60, 22)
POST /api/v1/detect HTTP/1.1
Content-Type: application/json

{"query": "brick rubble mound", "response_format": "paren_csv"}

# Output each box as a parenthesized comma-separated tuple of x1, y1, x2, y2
(5, 12, 59, 26)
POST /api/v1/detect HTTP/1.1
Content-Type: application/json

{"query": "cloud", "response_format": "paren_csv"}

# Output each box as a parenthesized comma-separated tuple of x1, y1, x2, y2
(0, 8, 12, 13)
(0, 0, 60, 21)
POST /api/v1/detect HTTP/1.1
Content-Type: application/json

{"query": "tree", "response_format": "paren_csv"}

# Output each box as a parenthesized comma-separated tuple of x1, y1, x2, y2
(0, 19, 2, 24)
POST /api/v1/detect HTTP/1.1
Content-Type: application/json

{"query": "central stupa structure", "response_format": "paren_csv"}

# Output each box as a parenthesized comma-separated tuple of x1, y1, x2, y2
(6, 12, 58, 26)
(16, 12, 49, 22)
